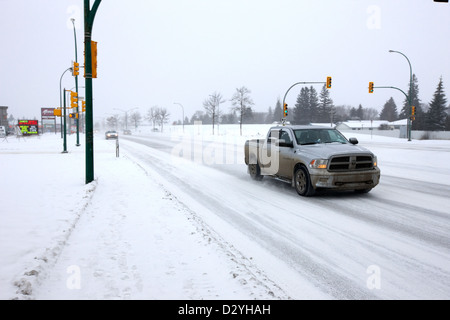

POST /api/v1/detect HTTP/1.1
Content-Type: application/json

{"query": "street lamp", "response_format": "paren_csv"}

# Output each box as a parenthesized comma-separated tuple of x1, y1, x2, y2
(389, 49, 413, 141)
(173, 103, 185, 133)
(113, 107, 138, 130)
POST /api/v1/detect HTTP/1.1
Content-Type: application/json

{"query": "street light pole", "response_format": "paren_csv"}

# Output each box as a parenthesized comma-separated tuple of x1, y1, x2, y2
(71, 18, 81, 146)
(62, 89, 68, 153)
(173, 103, 185, 133)
(59, 67, 73, 139)
(389, 49, 413, 141)
(113, 107, 138, 130)
(84, 0, 102, 184)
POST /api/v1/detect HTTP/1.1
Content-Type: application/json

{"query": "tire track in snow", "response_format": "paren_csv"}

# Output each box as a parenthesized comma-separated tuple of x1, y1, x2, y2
(121, 139, 381, 299)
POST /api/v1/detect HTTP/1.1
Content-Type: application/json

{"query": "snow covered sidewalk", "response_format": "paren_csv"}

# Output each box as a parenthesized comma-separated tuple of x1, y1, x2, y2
(0, 133, 285, 300)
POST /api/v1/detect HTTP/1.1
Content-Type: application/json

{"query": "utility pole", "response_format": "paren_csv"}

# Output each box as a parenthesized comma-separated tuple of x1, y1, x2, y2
(84, 0, 101, 184)
(174, 103, 185, 133)
(389, 50, 413, 141)
(63, 89, 68, 153)
(71, 18, 81, 147)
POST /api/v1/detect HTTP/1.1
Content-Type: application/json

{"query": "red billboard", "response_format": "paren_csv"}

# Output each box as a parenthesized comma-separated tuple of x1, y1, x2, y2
(41, 108, 55, 119)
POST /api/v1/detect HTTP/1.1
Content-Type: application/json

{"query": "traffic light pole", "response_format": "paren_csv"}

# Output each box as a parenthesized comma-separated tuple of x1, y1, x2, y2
(59, 67, 73, 139)
(71, 18, 81, 147)
(372, 85, 412, 137)
(281, 81, 327, 125)
(84, 0, 101, 184)
(373, 86, 408, 101)
(62, 89, 68, 153)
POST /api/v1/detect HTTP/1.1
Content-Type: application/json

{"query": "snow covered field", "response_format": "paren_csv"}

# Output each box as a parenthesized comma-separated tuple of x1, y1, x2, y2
(1, 124, 449, 300)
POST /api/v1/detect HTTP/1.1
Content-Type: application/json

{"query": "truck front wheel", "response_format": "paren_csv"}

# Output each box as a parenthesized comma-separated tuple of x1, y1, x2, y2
(249, 163, 263, 181)
(294, 166, 315, 196)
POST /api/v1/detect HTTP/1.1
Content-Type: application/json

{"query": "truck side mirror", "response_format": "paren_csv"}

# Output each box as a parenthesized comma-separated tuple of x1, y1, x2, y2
(349, 137, 359, 145)
(279, 141, 294, 148)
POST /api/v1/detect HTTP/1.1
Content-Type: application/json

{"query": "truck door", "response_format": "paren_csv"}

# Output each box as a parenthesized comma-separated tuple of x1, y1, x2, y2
(278, 129, 295, 178)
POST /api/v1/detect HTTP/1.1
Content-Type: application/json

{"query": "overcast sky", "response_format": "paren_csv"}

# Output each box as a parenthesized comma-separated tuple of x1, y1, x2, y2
(1, 0, 449, 123)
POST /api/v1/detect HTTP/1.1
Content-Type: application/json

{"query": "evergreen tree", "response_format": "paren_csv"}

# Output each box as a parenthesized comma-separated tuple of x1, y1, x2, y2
(266, 106, 273, 124)
(294, 87, 311, 124)
(379, 97, 399, 121)
(356, 104, 364, 120)
(426, 77, 448, 131)
(309, 86, 319, 122)
(317, 84, 334, 123)
(400, 74, 424, 129)
(273, 99, 282, 123)
(445, 112, 450, 131)
(445, 103, 450, 131)
(350, 107, 358, 119)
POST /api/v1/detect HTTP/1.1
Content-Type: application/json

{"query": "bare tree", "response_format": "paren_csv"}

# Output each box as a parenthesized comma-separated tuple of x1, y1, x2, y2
(146, 106, 160, 129)
(158, 107, 170, 132)
(364, 107, 379, 120)
(203, 91, 225, 135)
(129, 111, 142, 130)
(230, 86, 254, 135)
(106, 115, 119, 130)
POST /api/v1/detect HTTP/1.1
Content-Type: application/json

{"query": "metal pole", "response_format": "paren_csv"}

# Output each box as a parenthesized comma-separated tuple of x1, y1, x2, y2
(59, 67, 72, 138)
(281, 81, 326, 124)
(113, 107, 138, 131)
(63, 89, 68, 153)
(84, 0, 102, 184)
(389, 50, 413, 141)
(173, 103, 185, 133)
(71, 18, 81, 146)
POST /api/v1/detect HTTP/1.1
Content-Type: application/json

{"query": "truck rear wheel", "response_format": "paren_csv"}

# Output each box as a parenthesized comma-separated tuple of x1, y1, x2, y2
(249, 163, 263, 181)
(294, 166, 315, 196)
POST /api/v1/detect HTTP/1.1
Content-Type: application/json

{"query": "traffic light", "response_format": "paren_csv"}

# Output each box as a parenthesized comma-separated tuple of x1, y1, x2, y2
(69, 113, 79, 119)
(369, 82, 374, 93)
(84, 40, 98, 78)
(82, 100, 86, 112)
(326, 76, 332, 89)
(411, 106, 416, 115)
(72, 61, 80, 76)
(70, 91, 78, 109)
(91, 40, 98, 78)
(283, 103, 288, 117)
(53, 108, 62, 117)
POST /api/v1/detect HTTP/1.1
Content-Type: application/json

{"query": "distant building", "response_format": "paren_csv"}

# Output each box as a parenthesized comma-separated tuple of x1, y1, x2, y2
(336, 120, 388, 131)
(388, 119, 408, 129)
(310, 123, 336, 128)
(0, 106, 8, 128)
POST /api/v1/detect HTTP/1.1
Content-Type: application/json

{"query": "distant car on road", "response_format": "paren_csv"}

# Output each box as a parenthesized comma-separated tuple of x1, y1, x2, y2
(105, 130, 118, 140)
(123, 129, 132, 135)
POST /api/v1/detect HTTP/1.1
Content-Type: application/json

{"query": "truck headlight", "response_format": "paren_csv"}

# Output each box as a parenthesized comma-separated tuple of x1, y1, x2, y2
(373, 156, 378, 167)
(310, 159, 328, 169)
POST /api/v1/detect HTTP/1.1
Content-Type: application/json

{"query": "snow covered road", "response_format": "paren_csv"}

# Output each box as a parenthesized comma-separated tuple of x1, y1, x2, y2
(119, 130, 450, 299)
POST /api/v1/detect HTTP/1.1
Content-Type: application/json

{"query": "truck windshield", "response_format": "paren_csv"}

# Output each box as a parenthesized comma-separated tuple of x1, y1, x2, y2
(294, 129, 348, 145)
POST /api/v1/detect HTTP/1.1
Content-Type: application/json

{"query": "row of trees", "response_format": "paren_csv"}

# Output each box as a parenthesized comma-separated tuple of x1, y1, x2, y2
(107, 76, 449, 133)
(199, 87, 254, 135)
(191, 76, 449, 132)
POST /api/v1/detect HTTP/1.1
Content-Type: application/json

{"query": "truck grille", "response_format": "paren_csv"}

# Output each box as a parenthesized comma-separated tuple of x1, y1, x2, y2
(328, 155, 374, 172)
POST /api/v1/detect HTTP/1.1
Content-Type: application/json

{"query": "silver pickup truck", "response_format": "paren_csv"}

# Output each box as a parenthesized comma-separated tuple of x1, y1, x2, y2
(244, 125, 380, 196)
